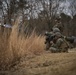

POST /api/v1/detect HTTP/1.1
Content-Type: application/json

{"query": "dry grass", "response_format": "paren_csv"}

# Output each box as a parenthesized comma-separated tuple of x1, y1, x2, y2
(0, 22, 45, 70)
(8, 51, 76, 75)
(0, 27, 13, 70)
(0, 23, 76, 75)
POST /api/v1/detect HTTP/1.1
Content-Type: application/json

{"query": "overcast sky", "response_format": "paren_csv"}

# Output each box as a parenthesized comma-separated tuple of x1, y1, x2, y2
(0, 0, 76, 19)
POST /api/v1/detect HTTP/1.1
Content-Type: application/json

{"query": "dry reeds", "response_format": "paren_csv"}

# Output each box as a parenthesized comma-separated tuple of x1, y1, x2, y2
(0, 21, 45, 70)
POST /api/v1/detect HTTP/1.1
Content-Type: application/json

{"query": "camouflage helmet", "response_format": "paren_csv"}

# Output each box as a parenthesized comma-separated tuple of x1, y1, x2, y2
(53, 25, 58, 28)
(54, 32, 62, 37)
(53, 28, 60, 33)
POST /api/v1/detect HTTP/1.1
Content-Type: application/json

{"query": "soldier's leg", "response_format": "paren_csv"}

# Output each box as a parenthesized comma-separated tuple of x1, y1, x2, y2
(49, 47, 57, 53)
(61, 48, 68, 53)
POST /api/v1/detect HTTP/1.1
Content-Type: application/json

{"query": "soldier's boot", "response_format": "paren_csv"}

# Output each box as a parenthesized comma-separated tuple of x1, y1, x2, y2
(50, 47, 57, 53)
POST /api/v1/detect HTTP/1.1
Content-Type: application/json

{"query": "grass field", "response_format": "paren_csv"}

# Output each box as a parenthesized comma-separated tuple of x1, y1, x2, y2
(10, 50, 76, 75)
(0, 24, 76, 75)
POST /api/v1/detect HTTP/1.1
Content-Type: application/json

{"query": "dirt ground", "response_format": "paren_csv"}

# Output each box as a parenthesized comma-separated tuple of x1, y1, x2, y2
(0, 49, 76, 75)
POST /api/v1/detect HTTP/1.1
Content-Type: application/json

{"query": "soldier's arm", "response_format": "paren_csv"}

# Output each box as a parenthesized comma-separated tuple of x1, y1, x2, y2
(56, 38, 63, 48)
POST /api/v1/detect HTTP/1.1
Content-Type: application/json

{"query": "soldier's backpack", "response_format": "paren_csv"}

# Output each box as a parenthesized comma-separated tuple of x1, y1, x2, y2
(59, 38, 69, 52)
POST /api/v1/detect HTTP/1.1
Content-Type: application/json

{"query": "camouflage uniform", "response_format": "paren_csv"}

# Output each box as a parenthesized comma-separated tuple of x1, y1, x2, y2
(45, 24, 64, 51)
(52, 27, 60, 33)
(45, 31, 54, 50)
(50, 32, 69, 53)
(52, 24, 61, 34)
(45, 26, 61, 51)
(53, 22, 63, 32)
(53, 24, 59, 29)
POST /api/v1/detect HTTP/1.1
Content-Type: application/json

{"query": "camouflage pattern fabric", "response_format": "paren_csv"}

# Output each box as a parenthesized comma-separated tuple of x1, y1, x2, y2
(52, 28, 60, 33)
(45, 31, 55, 50)
(50, 37, 69, 53)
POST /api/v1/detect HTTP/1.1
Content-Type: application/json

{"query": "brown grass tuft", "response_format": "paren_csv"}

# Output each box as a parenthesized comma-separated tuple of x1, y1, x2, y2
(0, 21, 45, 70)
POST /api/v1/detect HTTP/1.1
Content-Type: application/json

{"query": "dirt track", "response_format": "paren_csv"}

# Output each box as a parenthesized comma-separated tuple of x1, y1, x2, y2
(0, 49, 76, 75)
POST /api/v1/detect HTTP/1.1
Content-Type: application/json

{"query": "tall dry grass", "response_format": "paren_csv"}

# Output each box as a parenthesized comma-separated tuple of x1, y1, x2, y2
(0, 22, 45, 70)
(0, 27, 13, 70)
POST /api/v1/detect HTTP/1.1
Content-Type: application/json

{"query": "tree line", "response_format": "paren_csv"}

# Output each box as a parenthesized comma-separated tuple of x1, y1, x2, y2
(0, 0, 76, 36)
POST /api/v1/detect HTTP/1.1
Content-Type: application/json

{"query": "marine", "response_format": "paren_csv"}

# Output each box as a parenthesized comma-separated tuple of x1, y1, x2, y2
(49, 32, 69, 53)
(45, 24, 62, 50)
